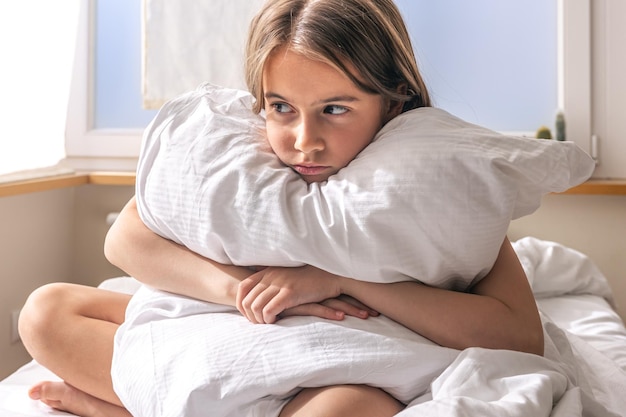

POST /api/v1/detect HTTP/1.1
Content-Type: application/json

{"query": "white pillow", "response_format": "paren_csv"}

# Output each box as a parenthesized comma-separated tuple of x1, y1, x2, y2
(136, 83, 594, 290)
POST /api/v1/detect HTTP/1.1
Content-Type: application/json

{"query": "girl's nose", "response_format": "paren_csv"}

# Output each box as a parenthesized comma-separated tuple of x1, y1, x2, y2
(294, 118, 324, 154)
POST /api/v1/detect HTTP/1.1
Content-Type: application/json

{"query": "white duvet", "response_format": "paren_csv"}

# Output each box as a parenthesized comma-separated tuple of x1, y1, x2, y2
(112, 237, 626, 416)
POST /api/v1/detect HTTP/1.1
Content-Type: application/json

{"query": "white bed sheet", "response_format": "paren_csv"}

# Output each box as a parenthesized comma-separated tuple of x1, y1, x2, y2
(2, 245, 626, 416)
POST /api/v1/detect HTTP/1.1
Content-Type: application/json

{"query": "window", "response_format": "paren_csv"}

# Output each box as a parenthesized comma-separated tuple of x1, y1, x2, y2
(139, 0, 559, 135)
(587, 0, 626, 178)
(399, 0, 624, 179)
(65, 0, 624, 178)
(557, 0, 626, 179)
(64, 0, 154, 172)
(0, 1, 79, 177)
(94, 0, 157, 128)
(559, 0, 592, 170)
(395, 0, 558, 134)
(142, 0, 263, 109)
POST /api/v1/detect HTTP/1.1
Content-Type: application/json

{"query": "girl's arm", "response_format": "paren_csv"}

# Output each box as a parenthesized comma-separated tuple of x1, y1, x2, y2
(238, 237, 544, 355)
(340, 237, 544, 355)
(104, 197, 249, 305)
(104, 197, 372, 320)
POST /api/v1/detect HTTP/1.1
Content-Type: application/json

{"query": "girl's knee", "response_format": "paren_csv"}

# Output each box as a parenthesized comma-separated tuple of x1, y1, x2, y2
(21, 282, 75, 318)
(19, 283, 77, 349)
(280, 384, 403, 417)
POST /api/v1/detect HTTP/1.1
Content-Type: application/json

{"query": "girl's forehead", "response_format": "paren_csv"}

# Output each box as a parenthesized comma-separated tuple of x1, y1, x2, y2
(264, 46, 367, 90)
(264, 50, 351, 87)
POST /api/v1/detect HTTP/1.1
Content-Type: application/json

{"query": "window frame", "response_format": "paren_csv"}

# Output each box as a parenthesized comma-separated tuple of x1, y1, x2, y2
(64, 0, 595, 174)
(64, 0, 143, 172)
(558, 0, 593, 161)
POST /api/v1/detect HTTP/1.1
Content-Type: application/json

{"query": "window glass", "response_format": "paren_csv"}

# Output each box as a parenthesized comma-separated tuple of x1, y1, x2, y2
(95, 0, 157, 128)
(395, 0, 558, 132)
(94, 1, 558, 134)
(0, 1, 78, 176)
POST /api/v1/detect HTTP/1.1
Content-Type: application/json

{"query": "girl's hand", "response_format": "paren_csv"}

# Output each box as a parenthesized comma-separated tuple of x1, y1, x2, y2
(237, 265, 349, 323)
(280, 295, 380, 322)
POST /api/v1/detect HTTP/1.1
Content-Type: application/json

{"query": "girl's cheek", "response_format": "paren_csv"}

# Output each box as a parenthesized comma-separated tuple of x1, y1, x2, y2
(264, 124, 279, 148)
(266, 128, 292, 156)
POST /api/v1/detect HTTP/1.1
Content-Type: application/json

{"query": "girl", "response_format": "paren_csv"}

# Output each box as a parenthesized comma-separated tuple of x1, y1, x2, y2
(18, 0, 543, 416)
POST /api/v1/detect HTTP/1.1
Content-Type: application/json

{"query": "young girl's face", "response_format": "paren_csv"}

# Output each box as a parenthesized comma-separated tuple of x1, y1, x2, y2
(263, 48, 395, 183)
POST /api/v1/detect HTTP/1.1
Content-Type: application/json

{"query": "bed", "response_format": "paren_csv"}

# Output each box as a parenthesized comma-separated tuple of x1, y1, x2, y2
(1, 236, 625, 417)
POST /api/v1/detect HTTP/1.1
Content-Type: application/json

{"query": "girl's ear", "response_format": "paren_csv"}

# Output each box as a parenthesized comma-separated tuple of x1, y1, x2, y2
(384, 83, 408, 123)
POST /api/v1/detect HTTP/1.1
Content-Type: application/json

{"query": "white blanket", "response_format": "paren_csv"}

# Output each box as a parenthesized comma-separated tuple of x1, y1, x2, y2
(112, 237, 626, 416)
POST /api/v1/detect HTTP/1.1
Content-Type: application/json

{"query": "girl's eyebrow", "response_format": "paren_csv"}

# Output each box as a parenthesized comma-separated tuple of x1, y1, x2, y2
(317, 95, 359, 104)
(265, 91, 359, 105)
(264, 92, 287, 101)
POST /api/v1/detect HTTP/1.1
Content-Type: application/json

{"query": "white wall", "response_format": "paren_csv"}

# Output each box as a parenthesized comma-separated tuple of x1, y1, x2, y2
(0, 185, 133, 379)
(509, 193, 626, 321)
(72, 185, 135, 287)
(0, 189, 75, 378)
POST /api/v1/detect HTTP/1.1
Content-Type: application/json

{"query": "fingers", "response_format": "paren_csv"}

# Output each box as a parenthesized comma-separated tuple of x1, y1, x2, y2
(280, 299, 376, 322)
(322, 298, 370, 319)
(236, 268, 374, 325)
(335, 295, 380, 317)
(236, 274, 288, 324)
(281, 304, 346, 321)
(236, 276, 257, 322)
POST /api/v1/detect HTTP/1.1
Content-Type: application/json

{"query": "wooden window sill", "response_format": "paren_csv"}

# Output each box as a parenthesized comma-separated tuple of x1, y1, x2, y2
(558, 179, 626, 195)
(0, 172, 136, 197)
(0, 173, 625, 198)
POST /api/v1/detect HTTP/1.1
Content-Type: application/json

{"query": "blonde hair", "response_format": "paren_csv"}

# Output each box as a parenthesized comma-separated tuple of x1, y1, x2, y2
(245, 0, 431, 114)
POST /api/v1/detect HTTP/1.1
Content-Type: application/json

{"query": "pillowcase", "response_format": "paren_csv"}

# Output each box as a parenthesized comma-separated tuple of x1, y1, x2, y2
(136, 83, 595, 290)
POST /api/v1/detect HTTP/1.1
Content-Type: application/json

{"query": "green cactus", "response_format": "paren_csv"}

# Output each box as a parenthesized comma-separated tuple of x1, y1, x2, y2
(535, 125, 552, 140)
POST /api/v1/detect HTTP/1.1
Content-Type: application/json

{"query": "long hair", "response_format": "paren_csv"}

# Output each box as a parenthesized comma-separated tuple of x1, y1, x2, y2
(245, 0, 431, 114)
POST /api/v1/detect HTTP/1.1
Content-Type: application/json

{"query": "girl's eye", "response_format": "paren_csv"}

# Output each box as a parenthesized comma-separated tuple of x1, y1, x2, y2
(324, 105, 348, 115)
(272, 103, 292, 113)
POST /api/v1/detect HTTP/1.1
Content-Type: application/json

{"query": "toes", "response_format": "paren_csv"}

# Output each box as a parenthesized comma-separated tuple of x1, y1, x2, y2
(28, 381, 46, 400)
(29, 381, 67, 410)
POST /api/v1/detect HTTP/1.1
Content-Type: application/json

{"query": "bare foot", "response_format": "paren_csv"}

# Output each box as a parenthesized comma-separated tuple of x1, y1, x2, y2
(29, 381, 131, 417)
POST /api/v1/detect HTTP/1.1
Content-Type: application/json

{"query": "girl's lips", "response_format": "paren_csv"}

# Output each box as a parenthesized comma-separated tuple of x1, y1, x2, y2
(293, 164, 329, 176)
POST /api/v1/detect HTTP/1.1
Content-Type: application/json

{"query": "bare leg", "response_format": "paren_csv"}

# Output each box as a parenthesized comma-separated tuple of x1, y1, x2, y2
(279, 385, 404, 417)
(19, 283, 131, 413)
(20, 284, 403, 417)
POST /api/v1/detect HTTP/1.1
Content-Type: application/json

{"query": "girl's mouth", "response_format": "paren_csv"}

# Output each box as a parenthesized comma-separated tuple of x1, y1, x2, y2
(292, 165, 329, 176)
